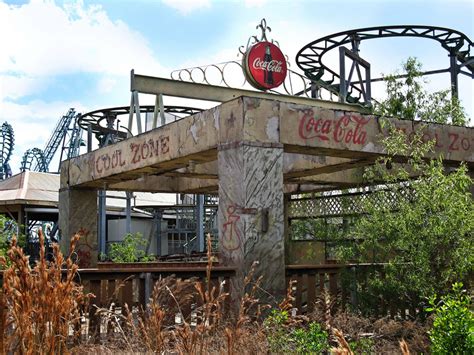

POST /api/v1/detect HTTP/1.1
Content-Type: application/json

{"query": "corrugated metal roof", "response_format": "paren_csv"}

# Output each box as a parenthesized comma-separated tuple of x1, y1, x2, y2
(0, 171, 178, 208)
(0, 171, 59, 205)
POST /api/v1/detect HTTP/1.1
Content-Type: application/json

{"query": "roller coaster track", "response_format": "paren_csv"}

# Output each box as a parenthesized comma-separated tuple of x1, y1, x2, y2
(78, 105, 203, 146)
(20, 147, 47, 173)
(0, 122, 14, 180)
(296, 25, 474, 101)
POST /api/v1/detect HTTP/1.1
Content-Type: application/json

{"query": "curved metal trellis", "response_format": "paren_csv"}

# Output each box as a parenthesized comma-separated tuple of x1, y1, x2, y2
(78, 105, 205, 146)
(170, 61, 343, 102)
(296, 25, 474, 100)
(0, 122, 14, 180)
(20, 148, 48, 173)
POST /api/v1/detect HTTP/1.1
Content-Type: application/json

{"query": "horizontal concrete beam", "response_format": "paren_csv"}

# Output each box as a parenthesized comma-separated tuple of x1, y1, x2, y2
(131, 72, 366, 112)
(279, 102, 474, 165)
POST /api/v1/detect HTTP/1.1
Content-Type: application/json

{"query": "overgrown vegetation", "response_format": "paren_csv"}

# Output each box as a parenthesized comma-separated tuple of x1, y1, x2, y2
(375, 56, 469, 126)
(335, 57, 474, 313)
(0, 230, 89, 353)
(107, 232, 154, 262)
(0, 233, 435, 354)
(427, 282, 474, 354)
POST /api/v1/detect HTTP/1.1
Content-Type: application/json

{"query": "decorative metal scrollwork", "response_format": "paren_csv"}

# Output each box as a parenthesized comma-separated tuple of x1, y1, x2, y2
(239, 18, 281, 56)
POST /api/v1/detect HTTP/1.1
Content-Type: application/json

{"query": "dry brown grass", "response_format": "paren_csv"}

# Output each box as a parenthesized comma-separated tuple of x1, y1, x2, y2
(0, 232, 432, 354)
(0, 230, 90, 354)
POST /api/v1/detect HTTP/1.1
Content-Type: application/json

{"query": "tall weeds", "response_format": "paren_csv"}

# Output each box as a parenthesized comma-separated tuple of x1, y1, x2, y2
(0, 230, 90, 353)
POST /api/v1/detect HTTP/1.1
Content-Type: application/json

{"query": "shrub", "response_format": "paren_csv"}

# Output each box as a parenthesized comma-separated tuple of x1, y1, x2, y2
(293, 321, 329, 354)
(264, 309, 329, 354)
(427, 282, 474, 354)
(108, 232, 153, 262)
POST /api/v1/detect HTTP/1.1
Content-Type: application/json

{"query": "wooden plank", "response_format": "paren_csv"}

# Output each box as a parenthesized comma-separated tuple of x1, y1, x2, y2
(88, 279, 102, 336)
(121, 279, 134, 308)
(306, 273, 316, 313)
(294, 274, 303, 313)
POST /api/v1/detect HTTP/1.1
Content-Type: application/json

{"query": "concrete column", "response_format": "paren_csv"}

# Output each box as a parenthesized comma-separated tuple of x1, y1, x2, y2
(218, 142, 285, 299)
(59, 187, 98, 268)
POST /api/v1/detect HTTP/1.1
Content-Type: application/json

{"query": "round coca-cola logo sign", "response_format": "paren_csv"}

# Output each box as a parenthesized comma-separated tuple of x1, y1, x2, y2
(243, 41, 287, 91)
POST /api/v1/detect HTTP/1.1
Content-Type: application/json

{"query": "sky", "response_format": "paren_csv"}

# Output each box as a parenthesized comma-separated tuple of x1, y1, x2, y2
(0, 0, 473, 174)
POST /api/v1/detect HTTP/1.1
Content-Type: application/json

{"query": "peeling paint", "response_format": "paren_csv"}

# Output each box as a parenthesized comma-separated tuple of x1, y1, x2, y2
(266, 116, 279, 141)
(190, 123, 198, 143)
(361, 142, 375, 152)
(213, 107, 220, 131)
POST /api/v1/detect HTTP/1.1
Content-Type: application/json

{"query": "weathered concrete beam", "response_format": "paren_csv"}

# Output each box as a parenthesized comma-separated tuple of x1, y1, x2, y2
(106, 175, 218, 194)
(132, 73, 366, 111)
(279, 102, 474, 165)
(61, 98, 244, 189)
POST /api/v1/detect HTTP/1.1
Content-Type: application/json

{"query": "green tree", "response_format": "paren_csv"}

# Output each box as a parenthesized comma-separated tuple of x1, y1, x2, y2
(338, 58, 473, 312)
(428, 283, 474, 354)
(375, 57, 469, 126)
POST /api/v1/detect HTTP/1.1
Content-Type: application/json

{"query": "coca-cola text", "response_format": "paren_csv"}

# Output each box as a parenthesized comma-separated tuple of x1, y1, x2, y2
(298, 110, 369, 145)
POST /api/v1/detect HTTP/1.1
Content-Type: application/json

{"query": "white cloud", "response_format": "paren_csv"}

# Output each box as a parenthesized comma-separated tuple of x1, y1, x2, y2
(0, 0, 167, 100)
(0, 98, 89, 172)
(244, 0, 268, 8)
(161, 0, 211, 15)
(0, 0, 171, 174)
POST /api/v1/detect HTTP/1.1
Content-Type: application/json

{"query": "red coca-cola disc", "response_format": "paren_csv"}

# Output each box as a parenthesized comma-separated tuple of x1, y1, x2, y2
(243, 41, 287, 90)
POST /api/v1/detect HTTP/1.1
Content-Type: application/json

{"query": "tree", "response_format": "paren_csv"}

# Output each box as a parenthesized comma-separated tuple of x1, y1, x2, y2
(337, 58, 473, 312)
(376, 57, 469, 126)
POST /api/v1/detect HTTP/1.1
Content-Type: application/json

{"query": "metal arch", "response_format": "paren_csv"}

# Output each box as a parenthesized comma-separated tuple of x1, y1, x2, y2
(20, 148, 48, 173)
(296, 25, 474, 94)
(78, 105, 204, 144)
(0, 122, 14, 180)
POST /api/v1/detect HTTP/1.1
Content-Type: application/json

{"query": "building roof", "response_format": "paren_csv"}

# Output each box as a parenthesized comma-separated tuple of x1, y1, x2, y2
(0, 171, 59, 206)
(0, 171, 177, 208)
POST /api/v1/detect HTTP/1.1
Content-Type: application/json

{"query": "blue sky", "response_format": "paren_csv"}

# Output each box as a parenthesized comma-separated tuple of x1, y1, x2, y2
(0, 0, 473, 173)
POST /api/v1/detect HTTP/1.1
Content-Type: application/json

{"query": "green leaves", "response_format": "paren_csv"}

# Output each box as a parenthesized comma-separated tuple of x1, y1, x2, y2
(108, 232, 151, 263)
(428, 283, 474, 354)
(375, 57, 469, 126)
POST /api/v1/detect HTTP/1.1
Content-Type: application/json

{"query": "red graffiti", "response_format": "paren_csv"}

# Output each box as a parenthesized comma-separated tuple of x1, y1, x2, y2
(221, 205, 242, 252)
(130, 136, 170, 164)
(94, 136, 170, 175)
(75, 228, 94, 268)
(393, 126, 472, 153)
(298, 110, 369, 145)
(95, 149, 126, 174)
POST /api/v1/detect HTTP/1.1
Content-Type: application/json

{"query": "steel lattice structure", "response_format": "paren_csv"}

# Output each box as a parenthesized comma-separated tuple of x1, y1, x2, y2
(78, 105, 204, 146)
(0, 122, 14, 180)
(296, 25, 474, 101)
(20, 147, 47, 173)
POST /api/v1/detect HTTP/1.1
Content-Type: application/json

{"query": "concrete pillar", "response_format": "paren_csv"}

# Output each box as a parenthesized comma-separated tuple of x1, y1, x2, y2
(218, 142, 285, 299)
(59, 188, 98, 268)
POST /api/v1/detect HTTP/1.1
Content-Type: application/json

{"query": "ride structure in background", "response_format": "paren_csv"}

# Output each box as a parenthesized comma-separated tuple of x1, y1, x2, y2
(172, 25, 473, 107)
(0, 122, 14, 180)
(20, 108, 82, 173)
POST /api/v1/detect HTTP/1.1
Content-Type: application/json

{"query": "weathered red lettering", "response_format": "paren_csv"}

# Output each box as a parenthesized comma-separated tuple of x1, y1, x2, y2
(449, 133, 459, 151)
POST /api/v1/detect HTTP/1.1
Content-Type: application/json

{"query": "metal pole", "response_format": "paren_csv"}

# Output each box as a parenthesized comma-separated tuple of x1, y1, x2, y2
(98, 190, 107, 255)
(155, 210, 163, 256)
(339, 47, 347, 102)
(125, 192, 132, 235)
(87, 124, 92, 152)
(449, 53, 459, 99)
(158, 93, 166, 126)
(196, 194, 205, 252)
(127, 92, 134, 138)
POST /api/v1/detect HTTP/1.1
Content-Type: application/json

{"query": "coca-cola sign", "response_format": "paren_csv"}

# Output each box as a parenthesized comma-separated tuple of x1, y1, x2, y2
(243, 41, 287, 90)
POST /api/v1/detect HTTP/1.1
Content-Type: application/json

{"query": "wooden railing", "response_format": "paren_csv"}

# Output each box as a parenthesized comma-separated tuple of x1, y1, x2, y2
(0, 264, 235, 342)
(286, 264, 346, 314)
(286, 263, 419, 318)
